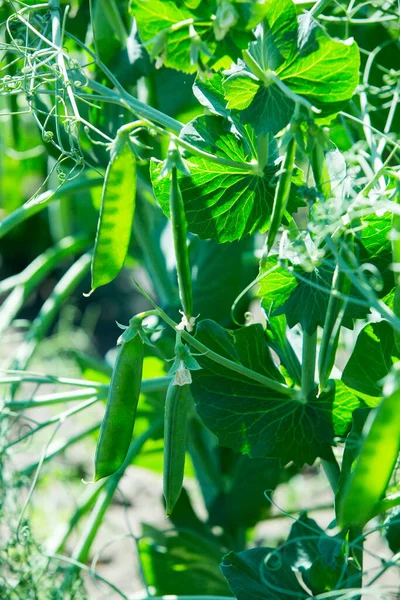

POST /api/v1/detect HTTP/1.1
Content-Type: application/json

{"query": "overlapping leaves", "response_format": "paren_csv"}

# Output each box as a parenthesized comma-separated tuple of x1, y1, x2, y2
(130, 0, 267, 73)
(151, 115, 281, 242)
(221, 514, 352, 600)
(222, 0, 359, 134)
(257, 254, 367, 334)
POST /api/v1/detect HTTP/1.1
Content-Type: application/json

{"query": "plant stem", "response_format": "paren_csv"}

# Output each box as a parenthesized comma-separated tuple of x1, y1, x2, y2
(4, 376, 170, 410)
(9, 253, 92, 379)
(301, 329, 317, 400)
(71, 419, 163, 566)
(310, 0, 332, 17)
(0, 177, 102, 240)
(20, 423, 102, 477)
(134, 281, 296, 397)
(48, 481, 107, 554)
(0, 236, 90, 337)
(349, 526, 364, 591)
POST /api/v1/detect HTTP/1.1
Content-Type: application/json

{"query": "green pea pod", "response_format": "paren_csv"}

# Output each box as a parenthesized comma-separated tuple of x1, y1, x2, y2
(266, 135, 296, 253)
(94, 334, 143, 481)
(163, 381, 190, 516)
(170, 162, 193, 320)
(91, 132, 136, 292)
(339, 367, 400, 529)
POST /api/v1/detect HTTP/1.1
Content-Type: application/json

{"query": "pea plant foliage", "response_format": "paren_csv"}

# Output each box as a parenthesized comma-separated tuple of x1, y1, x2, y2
(0, 0, 400, 598)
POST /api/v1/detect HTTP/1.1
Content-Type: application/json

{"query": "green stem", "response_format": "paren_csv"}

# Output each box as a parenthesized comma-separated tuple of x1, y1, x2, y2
(348, 526, 364, 590)
(134, 281, 295, 397)
(71, 419, 163, 566)
(0, 177, 102, 240)
(4, 376, 170, 410)
(103, 0, 128, 47)
(267, 133, 296, 252)
(310, 0, 333, 17)
(0, 236, 90, 337)
(48, 482, 107, 554)
(20, 423, 102, 477)
(318, 245, 352, 390)
(9, 253, 92, 379)
(257, 132, 270, 171)
(85, 81, 256, 172)
(301, 329, 317, 400)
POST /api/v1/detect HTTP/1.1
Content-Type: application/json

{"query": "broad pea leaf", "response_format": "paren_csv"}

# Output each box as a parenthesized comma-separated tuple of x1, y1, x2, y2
(151, 115, 281, 242)
(193, 72, 231, 117)
(258, 255, 367, 334)
(139, 524, 232, 596)
(191, 320, 336, 466)
(222, 0, 359, 135)
(332, 380, 362, 437)
(221, 514, 352, 599)
(208, 455, 281, 530)
(360, 211, 392, 258)
(221, 547, 307, 600)
(342, 321, 400, 399)
(190, 237, 255, 325)
(130, 0, 264, 73)
(130, 0, 214, 73)
(284, 514, 351, 594)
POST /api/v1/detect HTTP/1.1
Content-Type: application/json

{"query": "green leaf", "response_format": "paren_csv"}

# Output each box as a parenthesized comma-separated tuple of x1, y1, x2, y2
(208, 455, 281, 530)
(130, 0, 259, 73)
(224, 77, 295, 135)
(222, 1, 359, 134)
(221, 547, 307, 600)
(332, 380, 361, 437)
(279, 32, 360, 111)
(151, 115, 279, 242)
(130, 0, 212, 73)
(258, 254, 367, 334)
(192, 320, 336, 465)
(139, 524, 232, 597)
(193, 72, 231, 117)
(283, 514, 348, 594)
(360, 211, 392, 258)
(342, 321, 399, 399)
(191, 237, 255, 325)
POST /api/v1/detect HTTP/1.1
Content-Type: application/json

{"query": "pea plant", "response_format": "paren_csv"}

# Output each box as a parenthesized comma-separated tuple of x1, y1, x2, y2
(0, 0, 400, 598)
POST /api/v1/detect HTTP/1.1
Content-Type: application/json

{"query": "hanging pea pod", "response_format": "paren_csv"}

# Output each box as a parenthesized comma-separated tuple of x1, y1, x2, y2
(94, 332, 143, 481)
(163, 380, 191, 516)
(318, 242, 353, 391)
(166, 148, 193, 323)
(266, 131, 296, 253)
(339, 365, 400, 529)
(308, 123, 331, 200)
(91, 129, 137, 292)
